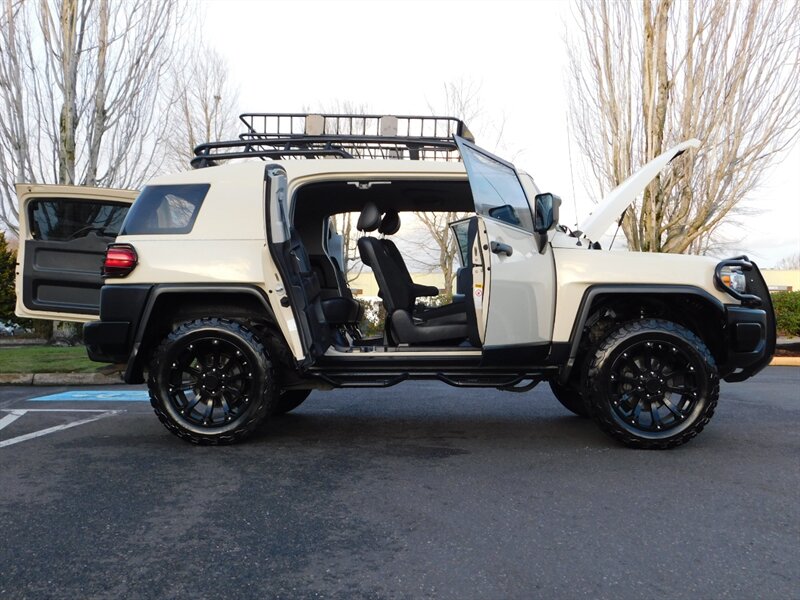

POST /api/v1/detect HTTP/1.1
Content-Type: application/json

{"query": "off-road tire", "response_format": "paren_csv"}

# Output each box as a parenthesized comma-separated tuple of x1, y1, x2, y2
(148, 318, 276, 445)
(549, 379, 590, 418)
(273, 389, 312, 415)
(583, 319, 719, 449)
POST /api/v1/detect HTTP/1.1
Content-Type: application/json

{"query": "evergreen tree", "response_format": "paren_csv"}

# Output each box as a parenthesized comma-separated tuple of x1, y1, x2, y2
(0, 232, 16, 322)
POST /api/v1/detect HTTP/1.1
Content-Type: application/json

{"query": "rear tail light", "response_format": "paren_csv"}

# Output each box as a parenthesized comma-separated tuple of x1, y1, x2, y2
(103, 244, 138, 278)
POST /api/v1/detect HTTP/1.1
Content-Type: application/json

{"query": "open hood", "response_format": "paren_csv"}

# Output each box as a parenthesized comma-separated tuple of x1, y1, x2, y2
(579, 139, 701, 244)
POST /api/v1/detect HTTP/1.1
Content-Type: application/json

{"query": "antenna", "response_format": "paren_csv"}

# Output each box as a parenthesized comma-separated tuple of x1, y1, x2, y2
(565, 108, 579, 227)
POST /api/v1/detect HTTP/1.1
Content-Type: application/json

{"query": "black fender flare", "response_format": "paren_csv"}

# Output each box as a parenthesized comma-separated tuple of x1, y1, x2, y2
(124, 284, 278, 384)
(559, 284, 726, 383)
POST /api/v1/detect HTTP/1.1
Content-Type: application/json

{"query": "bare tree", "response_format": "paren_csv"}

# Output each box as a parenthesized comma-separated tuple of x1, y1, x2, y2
(776, 253, 800, 270)
(567, 0, 800, 253)
(164, 45, 239, 171)
(314, 100, 371, 284)
(0, 0, 184, 233)
(416, 78, 507, 295)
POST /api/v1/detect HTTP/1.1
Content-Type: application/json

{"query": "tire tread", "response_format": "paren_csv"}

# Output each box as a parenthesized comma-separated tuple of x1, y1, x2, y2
(584, 318, 719, 449)
(147, 317, 275, 445)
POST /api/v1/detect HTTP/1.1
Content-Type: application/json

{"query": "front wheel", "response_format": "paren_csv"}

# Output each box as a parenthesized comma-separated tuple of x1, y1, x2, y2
(583, 319, 719, 449)
(148, 318, 276, 445)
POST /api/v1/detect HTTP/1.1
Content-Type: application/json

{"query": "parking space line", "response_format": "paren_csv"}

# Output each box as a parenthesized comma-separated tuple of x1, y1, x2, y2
(0, 409, 26, 431)
(0, 409, 122, 449)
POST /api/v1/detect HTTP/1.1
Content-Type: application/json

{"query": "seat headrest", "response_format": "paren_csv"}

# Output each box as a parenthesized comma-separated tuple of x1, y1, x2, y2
(379, 210, 401, 235)
(357, 202, 382, 232)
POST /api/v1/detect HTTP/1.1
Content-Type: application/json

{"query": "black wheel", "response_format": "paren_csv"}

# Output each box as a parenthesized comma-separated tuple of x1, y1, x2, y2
(148, 318, 276, 445)
(549, 379, 590, 418)
(273, 389, 312, 415)
(583, 319, 719, 449)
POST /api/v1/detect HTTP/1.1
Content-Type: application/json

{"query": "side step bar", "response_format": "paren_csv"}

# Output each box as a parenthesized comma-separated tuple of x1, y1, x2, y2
(310, 370, 549, 390)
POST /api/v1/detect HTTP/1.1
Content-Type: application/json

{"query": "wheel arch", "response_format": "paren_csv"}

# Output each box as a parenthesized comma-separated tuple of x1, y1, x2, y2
(560, 285, 727, 382)
(124, 284, 283, 384)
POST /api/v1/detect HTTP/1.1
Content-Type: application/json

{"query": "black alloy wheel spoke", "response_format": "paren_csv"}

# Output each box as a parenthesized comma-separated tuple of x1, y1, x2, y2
(665, 384, 689, 394)
(632, 400, 643, 423)
(203, 398, 215, 423)
(220, 395, 233, 418)
(609, 339, 702, 433)
(167, 336, 253, 428)
(661, 397, 683, 418)
(619, 392, 637, 410)
(650, 404, 663, 429)
(186, 366, 203, 378)
(184, 395, 202, 414)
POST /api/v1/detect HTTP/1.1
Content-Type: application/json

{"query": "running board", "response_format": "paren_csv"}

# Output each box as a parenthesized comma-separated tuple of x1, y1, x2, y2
(315, 372, 410, 388)
(310, 370, 546, 390)
(436, 373, 540, 390)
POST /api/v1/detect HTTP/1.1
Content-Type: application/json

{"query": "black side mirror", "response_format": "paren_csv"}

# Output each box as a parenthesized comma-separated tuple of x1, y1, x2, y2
(534, 193, 561, 234)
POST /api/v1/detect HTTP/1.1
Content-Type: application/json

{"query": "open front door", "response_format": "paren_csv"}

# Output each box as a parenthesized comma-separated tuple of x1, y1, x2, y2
(15, 184, 137, 322)
(454, 137, 556, 358)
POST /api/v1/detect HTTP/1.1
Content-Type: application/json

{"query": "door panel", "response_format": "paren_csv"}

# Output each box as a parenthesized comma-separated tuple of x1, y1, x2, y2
(480, 217, 554, 346)
(15, 184, 137, 321)
(454, 137, 556, 349)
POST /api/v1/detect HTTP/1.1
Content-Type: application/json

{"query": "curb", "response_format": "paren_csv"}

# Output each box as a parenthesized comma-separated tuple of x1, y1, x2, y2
(770, 357, 800, 367)
(0, 372, 124, 385)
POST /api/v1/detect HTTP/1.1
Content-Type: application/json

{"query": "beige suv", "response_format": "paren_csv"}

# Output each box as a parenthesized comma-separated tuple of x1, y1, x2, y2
(15, 113, 775, 448)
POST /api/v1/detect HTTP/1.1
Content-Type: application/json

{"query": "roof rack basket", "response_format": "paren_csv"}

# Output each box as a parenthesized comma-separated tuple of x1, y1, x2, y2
(191, 113, 474, 168)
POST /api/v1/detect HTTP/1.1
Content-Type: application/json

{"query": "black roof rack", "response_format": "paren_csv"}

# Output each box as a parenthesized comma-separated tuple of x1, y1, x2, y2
(190, 113, 474, 168)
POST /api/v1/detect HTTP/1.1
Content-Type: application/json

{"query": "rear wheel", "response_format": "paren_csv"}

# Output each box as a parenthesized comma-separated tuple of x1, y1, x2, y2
(583, 319, 718, 449)
(549, 379, 590, 418)
(273, 389, 312, 415)
(148, 318, 276, 445)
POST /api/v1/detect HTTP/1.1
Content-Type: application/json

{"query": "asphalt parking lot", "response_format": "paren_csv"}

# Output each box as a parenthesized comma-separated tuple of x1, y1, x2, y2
(1, 367, 798, 600)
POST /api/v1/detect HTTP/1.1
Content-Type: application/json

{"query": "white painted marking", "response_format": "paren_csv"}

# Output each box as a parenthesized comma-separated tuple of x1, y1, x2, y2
(0, 409, 121, 449)
(0, 409, 26, 431)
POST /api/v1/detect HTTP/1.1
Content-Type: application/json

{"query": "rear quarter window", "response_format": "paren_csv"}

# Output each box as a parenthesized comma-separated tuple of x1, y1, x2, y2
(120, 184, 210, 235)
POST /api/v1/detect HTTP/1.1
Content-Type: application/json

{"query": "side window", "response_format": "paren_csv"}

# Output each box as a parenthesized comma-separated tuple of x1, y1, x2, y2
(29, 199, 129, 241)
(450, 219, 471, 267)
(120, 184, 209, 235)
(459, 143, 534, 234)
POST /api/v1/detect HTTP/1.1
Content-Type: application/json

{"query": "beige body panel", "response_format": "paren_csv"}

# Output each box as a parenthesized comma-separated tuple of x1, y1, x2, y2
(551, 246, 736, 342)
(115, 163, 304, 359)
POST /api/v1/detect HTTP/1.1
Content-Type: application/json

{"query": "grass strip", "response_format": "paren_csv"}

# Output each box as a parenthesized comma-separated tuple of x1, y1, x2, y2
(0, 345, 99, 373)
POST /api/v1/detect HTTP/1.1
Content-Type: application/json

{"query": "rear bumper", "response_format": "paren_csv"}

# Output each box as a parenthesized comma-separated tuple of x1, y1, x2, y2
(82, 284, 151, 364)
(84, 320, 131, 363)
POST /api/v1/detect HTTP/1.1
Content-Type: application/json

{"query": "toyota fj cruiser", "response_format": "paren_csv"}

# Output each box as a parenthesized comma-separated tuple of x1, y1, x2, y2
(15, 113, 775, 448)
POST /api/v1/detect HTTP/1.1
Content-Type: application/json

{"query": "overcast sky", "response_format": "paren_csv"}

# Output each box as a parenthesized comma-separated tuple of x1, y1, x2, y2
(201, 0, 799, 267)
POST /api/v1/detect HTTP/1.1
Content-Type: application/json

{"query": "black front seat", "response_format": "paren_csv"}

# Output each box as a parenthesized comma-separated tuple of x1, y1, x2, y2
(378, 210, 467, 325)
(357, 203, 468, 345)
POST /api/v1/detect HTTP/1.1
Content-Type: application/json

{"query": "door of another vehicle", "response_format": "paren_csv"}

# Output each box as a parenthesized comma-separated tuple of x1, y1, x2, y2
(454, 137, 556, 360)
(15, 184, 137, 322)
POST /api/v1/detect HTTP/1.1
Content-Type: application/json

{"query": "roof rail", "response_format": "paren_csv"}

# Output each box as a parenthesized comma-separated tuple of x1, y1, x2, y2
(190, 112, 474, 168)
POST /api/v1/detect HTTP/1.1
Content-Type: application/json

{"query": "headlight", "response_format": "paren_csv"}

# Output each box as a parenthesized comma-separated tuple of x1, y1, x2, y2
(719, 266, 747, 293)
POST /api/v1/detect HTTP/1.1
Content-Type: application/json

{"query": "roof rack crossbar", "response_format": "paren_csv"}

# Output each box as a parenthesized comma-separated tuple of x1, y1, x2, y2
(191, 112, 474, 168)
(238, 112, 473, 141)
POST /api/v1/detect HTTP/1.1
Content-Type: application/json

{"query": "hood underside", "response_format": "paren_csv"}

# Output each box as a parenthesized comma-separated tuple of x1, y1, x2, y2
(578, 139, 701, 244)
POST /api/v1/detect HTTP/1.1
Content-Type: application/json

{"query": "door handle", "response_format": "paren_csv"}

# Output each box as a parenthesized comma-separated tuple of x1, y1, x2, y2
(490, 241, 513, 257)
